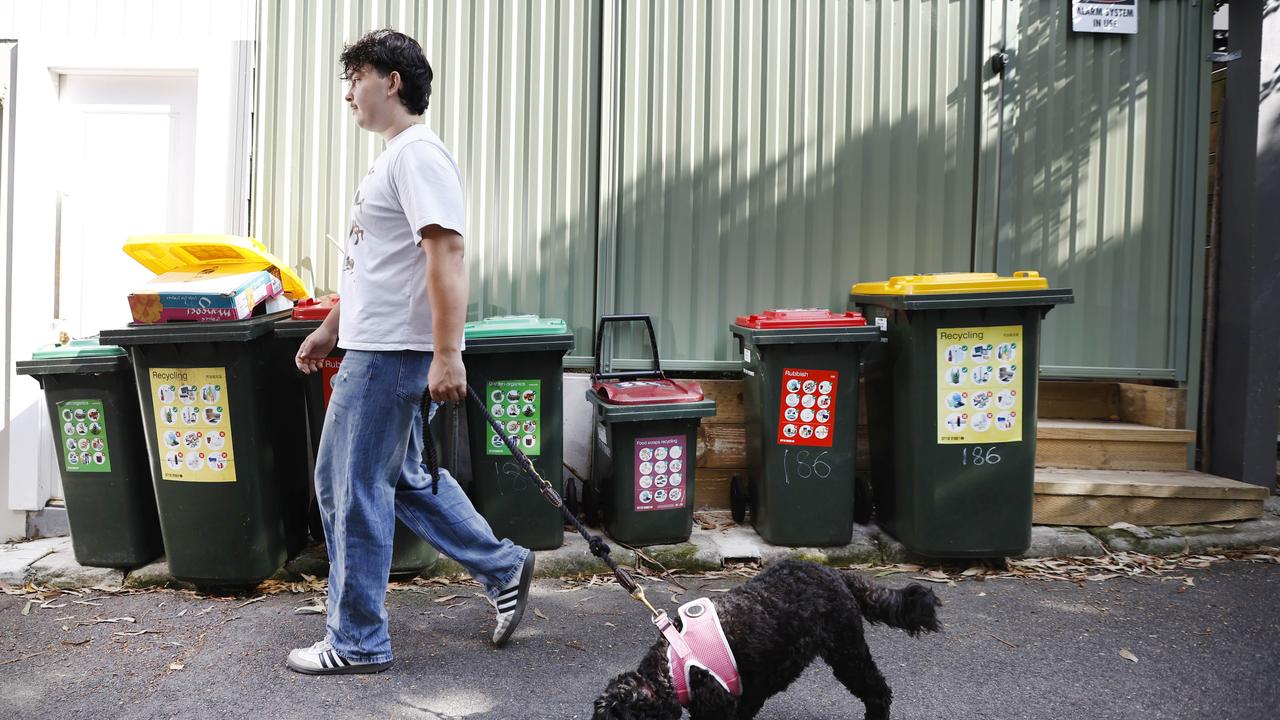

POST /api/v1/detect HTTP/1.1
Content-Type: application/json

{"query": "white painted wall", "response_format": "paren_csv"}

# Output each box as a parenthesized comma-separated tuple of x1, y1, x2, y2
(562, 373, 594, 480)
(0, 0, 254, 538)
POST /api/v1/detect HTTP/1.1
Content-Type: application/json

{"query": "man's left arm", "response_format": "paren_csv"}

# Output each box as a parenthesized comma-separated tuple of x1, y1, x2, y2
(422, 224, 468, 402)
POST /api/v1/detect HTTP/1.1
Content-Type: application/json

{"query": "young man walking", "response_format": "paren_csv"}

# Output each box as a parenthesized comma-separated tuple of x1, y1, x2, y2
(287, 29, 534, 675)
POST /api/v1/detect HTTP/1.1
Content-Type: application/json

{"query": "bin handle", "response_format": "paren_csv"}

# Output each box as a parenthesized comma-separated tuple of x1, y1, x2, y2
(592, 314, 665, 383)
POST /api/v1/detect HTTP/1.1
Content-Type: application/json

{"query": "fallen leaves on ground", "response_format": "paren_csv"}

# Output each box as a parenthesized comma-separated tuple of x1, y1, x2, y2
(852, 547, 1280, 586)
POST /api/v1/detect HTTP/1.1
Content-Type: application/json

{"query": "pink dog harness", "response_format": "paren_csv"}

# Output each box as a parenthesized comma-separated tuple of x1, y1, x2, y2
(654, 597, 742, 706)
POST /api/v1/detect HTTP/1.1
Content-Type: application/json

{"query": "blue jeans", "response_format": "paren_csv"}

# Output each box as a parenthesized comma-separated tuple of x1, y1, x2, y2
(315, 350, 529, 663)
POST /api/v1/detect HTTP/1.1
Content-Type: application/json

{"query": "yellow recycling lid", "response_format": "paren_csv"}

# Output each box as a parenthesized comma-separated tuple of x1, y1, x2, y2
(851, 271, 1050, 296)
(124, 234, 310, 301)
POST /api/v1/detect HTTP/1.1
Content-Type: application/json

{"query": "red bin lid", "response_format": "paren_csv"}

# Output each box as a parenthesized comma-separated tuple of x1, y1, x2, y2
(292, 294, 340, 321)
(592, 378, 706, 405)
(733, 308, 867, 329)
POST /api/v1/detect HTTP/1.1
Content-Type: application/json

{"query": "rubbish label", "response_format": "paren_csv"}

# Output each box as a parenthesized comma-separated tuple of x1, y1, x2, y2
(776, 368, 838, 448)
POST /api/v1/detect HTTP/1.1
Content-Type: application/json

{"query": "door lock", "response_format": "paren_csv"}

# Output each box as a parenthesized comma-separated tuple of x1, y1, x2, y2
(991, 51, 1011, 75)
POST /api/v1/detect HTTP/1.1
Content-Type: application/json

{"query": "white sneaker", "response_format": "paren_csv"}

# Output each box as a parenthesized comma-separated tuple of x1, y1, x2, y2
(286, 639, 392, 675)
(492, 552, 535, 647)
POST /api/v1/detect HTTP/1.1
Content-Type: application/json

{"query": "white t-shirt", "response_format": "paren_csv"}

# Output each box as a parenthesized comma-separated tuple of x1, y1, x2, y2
(338, 123, 466, 351)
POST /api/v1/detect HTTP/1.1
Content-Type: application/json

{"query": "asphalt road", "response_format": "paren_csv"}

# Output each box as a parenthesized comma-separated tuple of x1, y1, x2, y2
(1, 560, 1277, 719)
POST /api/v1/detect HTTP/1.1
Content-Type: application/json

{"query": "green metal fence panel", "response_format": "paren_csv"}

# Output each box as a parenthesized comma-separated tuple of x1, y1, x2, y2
(980, 0, 1209, 380)
(596, 0, 982, 369)
(252, 1, 1208, 377)
(253, 0, 600, 354)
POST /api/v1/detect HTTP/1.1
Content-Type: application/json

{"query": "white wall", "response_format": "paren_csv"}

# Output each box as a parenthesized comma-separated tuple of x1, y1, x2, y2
(562, 374, 594, 479)
(0, 0, 254, 537)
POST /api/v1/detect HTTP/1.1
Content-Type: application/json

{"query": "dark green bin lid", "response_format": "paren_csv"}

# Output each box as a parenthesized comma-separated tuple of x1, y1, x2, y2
(100, 311, 289, 346)
(850, 288, 1074, 311)
(462, 315, 575, 354)
(16, 339, 129, 376)
(273, 317, 322, 339)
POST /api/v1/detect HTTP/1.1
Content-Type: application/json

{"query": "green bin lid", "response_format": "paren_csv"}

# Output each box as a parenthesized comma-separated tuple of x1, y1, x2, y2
(17, 338, 130, 377)
(462, 315, 575, 355)
(464, 315, 568, 338)
(30, 338, 126, 359)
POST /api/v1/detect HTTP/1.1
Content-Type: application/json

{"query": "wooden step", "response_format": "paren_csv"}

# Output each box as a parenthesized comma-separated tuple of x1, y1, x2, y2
(1033, 468, 1269, 526)
(1039, 381, 1121, 421)
(693, 420, 1195, 473)
(1035, 419, 1193, 471)
(1039, 381, 1187, 427)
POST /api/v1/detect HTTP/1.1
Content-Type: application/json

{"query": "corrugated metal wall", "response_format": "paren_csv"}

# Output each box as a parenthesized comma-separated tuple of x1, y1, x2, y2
(598, 0, 980, 368)
(980, 0, 1209, 379)
(253, 0, 600, 352)
(253, 0, 1208, 377)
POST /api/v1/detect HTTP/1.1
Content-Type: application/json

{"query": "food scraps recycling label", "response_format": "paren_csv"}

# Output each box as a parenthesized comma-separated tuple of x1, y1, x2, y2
(150, 367, 237, 482)
(936, 326, 1025, 445)
(633, 435, 687, 512)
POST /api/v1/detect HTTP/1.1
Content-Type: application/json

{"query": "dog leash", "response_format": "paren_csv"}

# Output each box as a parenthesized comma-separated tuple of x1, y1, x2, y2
(418, 387, 663, 619)
(419, 387, 742, 701)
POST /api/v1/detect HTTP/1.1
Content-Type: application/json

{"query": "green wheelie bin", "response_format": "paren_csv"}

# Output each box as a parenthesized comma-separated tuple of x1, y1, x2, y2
(101, 313, 312, 586)
(850, 272, 1073, 558)
(275, 295, 440, 579)
(584, 315, 716, 546)
(16, 340, 164, 568)
(730, 309, 880, 546)
(459, 315, 575, 550)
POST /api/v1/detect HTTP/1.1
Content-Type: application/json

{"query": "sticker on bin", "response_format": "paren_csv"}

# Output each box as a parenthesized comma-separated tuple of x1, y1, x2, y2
(486, 380, 542, 456)
(634, 436, 687, 512)
(56, 399, 112, 473)
(150, 367, 237, 482)
(320, 356, 343, 408)
(776, 368, 838, 447)
(936, 326, 1024, 445)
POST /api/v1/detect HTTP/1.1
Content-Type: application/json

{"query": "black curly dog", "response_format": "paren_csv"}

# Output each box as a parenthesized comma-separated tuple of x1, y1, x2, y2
(592, 559, 941, 720)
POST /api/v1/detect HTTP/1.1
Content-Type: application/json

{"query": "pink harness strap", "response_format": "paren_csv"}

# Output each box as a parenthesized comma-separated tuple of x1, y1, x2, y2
(654, 598, 742, 707)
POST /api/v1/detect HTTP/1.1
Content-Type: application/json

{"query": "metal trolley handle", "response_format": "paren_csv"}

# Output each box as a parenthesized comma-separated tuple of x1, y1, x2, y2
(591, 314, 665, 383)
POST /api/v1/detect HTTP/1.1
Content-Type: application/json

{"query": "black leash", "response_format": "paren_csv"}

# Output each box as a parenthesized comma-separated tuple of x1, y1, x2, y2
(418, 388, 660, 617)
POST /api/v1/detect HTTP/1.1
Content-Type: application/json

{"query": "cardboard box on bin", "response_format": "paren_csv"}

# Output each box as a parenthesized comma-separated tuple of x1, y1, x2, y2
(122, 234, 311, 324)
(127, 263, 285, 323)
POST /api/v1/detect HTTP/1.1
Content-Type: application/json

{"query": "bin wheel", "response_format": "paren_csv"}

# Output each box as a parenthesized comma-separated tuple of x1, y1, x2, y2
(853, 474, 873, 525)
(582, 480, 601, 528)
(729, 475, 748, 525)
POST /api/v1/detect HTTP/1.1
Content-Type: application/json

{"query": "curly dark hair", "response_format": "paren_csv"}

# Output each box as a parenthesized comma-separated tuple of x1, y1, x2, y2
(339, 29, 434, 115)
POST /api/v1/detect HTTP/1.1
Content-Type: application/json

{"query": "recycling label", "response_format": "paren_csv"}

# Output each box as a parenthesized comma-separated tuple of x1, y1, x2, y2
(150, 367, 237, 482)
(936, 326, 1025, 444)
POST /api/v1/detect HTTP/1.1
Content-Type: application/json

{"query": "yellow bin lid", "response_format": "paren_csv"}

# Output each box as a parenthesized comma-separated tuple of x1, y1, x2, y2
(851, 271, 1049, 296)
(124, 234, 310, 301)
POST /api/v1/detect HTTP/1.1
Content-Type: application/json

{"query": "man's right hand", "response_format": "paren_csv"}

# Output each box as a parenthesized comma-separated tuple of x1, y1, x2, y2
(296, 325, 338, 374)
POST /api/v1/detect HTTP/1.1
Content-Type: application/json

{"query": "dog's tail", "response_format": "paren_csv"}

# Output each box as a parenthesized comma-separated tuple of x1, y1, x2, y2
(841, 570, 942, 636)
